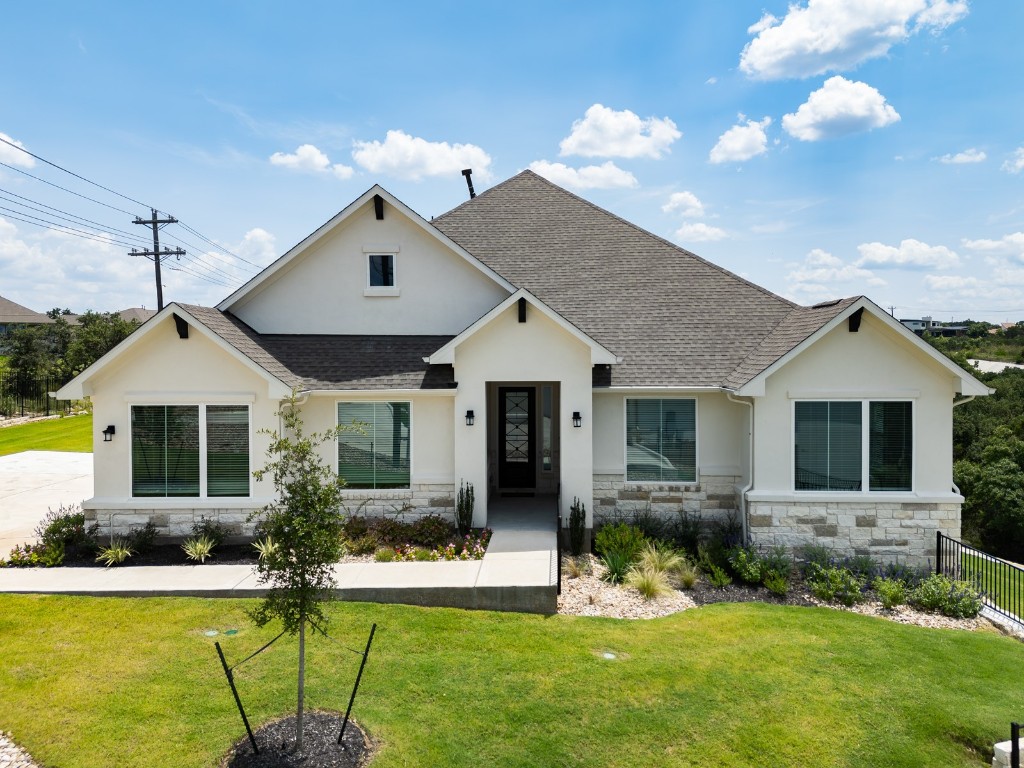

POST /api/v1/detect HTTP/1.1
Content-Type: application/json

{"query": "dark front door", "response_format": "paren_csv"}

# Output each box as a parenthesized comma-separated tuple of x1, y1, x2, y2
(498, 387, 536, 489)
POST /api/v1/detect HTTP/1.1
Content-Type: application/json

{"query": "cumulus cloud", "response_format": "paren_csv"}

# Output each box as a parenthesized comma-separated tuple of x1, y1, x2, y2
(0, 132, 35, 168)
(675, 222, 727, 242)
(709, 116, 772, 163)
(782, 77, 900, 141)
(558, 104, 681, 159)
(855, 238, 960, 269)
(351, 130, 492, 181)
(527, 160, 638, 190)
(937, 148, 986, 164)
(269, 144, 353, 179)
(963, 232, 1024, 260)
(1003, 148, 1024, 174)
(785, 248, 886, 303)
(661, 191, 705, 218)
(924, 274, 981, 291)
(740, 0, 970, 80)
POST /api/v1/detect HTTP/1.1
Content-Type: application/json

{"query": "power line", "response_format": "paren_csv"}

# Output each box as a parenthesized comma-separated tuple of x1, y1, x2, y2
(0, 188, 151, 246)
(0, 205, 143, 249)
(0, 161, 140, 216)
(177, 220, 265, 269)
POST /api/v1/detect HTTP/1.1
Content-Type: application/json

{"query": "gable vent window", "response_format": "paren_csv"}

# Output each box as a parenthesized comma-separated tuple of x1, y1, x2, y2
(368, 254, 395, 287)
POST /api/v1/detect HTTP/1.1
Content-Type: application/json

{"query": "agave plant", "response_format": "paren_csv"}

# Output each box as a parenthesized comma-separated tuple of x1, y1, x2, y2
(251, 535, 279, 561)
(95, 539, 134, 567)
(182, 534, 216, 563)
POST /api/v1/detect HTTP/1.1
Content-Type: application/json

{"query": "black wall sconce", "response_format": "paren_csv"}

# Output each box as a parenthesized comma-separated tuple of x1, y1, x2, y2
(102, 425, 116, 442)
(465, 410, 475, 426)
(572, 411, 582, 428)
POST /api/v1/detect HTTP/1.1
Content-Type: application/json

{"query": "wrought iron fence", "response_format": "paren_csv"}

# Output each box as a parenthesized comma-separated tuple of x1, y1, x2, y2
(0, 372, 73, 418)
(936, 531, 1024, 626)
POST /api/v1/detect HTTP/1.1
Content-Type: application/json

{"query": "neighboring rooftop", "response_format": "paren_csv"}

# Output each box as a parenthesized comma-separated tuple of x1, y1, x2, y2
(0, 296, 52, 326)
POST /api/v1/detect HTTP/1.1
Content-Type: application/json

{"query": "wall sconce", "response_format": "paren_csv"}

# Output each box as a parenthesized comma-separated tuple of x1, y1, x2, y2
(102, 425, 116, 442)
(572, 411, 582, 428)
(465, 410, 475, 426)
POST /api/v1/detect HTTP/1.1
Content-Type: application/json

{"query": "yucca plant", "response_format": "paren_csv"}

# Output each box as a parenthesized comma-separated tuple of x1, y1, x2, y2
(182, 535, 216, 563)
(624, 565, 673, 600)
(252, 536, 279, 561)
(95, 539, 134, 567)
(601, 551, 632, 584)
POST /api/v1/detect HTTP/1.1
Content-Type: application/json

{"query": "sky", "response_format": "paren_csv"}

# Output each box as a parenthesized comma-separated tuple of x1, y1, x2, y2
(2, 0, 1024, 322)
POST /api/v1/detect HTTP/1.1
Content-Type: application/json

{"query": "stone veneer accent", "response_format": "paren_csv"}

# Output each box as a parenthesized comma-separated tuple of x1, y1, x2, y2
(747, 500, 961, 566)
(87, 482, 457, 540)
(593, 474, 740, 525)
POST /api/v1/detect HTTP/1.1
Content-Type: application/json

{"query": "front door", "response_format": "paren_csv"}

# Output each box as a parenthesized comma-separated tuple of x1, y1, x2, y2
(498, 387, 536, 489)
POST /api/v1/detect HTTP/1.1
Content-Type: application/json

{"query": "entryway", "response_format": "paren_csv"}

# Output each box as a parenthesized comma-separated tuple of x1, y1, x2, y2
(488, 382, 560, 498)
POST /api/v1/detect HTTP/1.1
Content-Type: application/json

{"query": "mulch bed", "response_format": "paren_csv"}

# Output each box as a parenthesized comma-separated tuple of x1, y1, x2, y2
(688, 580, 817, 608)
(222, 711, 371, 768)
(61, 543, 257, 568)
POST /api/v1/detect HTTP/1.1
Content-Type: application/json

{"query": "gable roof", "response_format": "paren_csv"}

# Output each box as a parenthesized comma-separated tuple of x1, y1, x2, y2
(0, 295, 51, 325)
(217, 184, 514, 312)
(432, 171, 798, 387)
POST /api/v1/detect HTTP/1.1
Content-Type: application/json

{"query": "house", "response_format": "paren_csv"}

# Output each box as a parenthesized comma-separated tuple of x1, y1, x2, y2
(0, 295, 53, 337)
(57, 171, 991, 566)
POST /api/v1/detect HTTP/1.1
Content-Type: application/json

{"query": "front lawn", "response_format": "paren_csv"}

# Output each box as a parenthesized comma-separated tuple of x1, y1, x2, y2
(0, 413, 92, 456)
(0, 596, 1019, 767)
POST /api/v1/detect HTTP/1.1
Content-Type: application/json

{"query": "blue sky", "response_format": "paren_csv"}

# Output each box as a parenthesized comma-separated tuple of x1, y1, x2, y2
(2, 0, 1023, 322)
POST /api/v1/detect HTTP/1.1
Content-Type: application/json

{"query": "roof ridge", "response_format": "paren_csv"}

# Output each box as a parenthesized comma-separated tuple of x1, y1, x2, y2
(431, 170, 536, 224)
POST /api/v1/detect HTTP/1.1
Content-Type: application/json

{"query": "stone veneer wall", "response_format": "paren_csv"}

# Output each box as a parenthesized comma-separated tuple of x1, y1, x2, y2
(87, 482, 457, 540)
(747, 500, 961, 566)
(593, 474, 740, 524)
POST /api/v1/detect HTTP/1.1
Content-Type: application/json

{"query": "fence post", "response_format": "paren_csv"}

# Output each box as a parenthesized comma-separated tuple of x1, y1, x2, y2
(935, 531, 942, 576)
(1012, 721, 1020, 768)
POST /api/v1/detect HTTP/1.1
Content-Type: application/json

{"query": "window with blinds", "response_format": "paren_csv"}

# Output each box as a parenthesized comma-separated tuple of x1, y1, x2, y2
(794, 400, 912, 492)
(626, 398, 696, 482)
(338, 402, 411, 489)
(131, 404, 249, 498)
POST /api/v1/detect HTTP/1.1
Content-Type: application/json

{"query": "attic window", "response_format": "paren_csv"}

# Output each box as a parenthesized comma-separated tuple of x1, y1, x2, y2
(364, 252, 400, 297)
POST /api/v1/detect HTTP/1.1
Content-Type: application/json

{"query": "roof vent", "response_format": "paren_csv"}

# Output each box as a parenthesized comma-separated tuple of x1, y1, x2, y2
(461, 169, 476, 199)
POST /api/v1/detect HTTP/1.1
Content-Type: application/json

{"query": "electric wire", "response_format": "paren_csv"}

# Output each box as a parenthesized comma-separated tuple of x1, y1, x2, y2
(0, 206, 144, 249)
(0, 188, 152, 246)
(0, 161, 139, 216)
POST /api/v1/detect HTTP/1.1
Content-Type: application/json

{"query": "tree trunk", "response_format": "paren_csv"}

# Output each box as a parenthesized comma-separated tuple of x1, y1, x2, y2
(297, 620, 305, 752)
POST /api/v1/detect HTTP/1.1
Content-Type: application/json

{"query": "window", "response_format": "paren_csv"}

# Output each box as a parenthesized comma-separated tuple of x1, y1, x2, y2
(368, 254, 395, 287)
(626, 398, 696, 482)
(131, 404, 250, 497)
(794, 400, 912, 492)
(338, 402, 411, 489)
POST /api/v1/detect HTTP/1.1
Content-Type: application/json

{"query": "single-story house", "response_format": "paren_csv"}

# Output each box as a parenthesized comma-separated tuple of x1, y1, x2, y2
(57, 171, 991, 565)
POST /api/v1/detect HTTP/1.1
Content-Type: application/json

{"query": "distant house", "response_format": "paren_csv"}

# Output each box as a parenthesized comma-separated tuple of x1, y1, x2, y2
(0, 295, 53, 336)
(116, 307, 156, 324)
(899, 317, 967, 337)
(58, 171, 991, 566)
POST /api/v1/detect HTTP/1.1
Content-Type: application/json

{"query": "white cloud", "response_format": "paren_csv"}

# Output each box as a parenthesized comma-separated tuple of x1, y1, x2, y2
(709, 116, 772, 163)
(785, 248, 886, 303)
(661, 191, 705, 218)
(782, 76, 900, 141)
(0, 132, 35, 168)
(855, 238, 960, 269)
(558, 104, 681, 159)
(1002, 148, 1024, 174)
(675, 222, 727, 242)
(740, 0, 969, 80)
(937, 148, 986, 164)
(351, 130, 492, 181)
(924, 274, 981, 291)
(705, 77, 718, 85)
(269, 144, 353, 179)
(963, 232, 1024, 260)
(527, 160, 638, 190)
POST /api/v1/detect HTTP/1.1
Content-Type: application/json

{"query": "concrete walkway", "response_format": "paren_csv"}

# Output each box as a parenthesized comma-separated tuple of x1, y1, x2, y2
(0, 485, 559, 613)
(0, 451, 93, 554)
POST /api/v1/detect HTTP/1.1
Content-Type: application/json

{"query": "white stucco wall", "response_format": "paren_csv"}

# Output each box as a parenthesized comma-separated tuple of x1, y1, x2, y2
(751, 311, 960, 500)
(452, 301, 594, 526)
(228, 198, 510, 334)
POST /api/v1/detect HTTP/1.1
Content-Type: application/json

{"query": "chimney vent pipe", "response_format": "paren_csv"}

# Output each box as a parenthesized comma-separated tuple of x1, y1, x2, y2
(461, 169, 476, 199)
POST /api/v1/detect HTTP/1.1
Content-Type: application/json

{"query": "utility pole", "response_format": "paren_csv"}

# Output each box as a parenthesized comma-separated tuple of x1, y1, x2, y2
(131, 208, 184, 311)
(888, 305, 896, 317)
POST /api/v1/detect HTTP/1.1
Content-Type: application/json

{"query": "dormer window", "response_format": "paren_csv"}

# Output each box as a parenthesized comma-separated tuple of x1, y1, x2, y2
(363, 246, 400, 296)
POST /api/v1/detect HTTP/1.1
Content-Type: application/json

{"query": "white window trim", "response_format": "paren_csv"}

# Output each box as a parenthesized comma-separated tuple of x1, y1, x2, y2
(128, 402, 252, 499)
(791, 398, 915, 494)
(336, 399, 414, 491)
(364, 250, 400, 296)
(622, 396, 699, 485)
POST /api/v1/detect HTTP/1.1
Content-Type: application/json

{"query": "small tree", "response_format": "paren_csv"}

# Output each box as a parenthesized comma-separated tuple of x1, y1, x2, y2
(249, 394, 347, 752)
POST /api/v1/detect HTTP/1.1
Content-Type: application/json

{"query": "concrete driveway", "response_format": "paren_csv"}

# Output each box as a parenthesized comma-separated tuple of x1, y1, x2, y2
(0, 451, 93, 555)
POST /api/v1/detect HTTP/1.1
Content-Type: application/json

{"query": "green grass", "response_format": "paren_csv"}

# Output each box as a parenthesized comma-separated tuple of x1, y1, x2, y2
(0, 597, 1020, 767)
(962, 552, 1023, 618)
(0, 413, 92, 456)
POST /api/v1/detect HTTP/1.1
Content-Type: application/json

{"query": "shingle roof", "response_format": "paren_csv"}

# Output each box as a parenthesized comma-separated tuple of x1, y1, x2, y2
(181, 304, 454, 390)
(432, 170, 817, 388)
(0, 296, 51, 325)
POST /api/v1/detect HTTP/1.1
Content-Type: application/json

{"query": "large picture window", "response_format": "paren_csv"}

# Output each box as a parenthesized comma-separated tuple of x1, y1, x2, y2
(131, 404, 250, 498)
(626, 398, 696, 483)
(794, 400, 912, 492)
(338, 402, 411, 489)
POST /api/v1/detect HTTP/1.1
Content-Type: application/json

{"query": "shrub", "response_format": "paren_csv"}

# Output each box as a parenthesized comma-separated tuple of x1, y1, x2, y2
(252, 536, 278, 561)
(182, 535, 216, 563)
(696, 541, 728, 572)
(594, 522, 646, 563)
(878, 561, 929, 587)
(127, 522, 160, 554)
(3, 542, 64, 568)
(601, 551, 632, 584)
(413, 547, 434, 562)
(799, 544, 834, 578)
(96, 540, 134, 567)
(669, 509, 703, 556)
(873, 577, 907, 610)
(841, 554, 877, 580)
(624, 565, 673, 600)
(35, 504, 97, 559)
(348, 533, 381, 556)
(342, 515, 369, 541)
(909, 574, 982, 618)
(727, 545, 763, 585)
(712, 511, 743, 550)
(761, 546, 793, 580)
(807, 564, 865, 607)
(706, 564, 732, 588)
(456, 480, 475, 536)
(763, 570, 789, 597)
(568, 497, 586, 556)
(409, 515, 453, 548)
(630, 505, 668, 542)
(374, 548, 396, 562)
(371, 517, 410, 546)
(190, 518, 225, 548)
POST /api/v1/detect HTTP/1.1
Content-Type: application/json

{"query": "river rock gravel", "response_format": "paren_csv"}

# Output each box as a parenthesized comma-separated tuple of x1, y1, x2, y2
(0, 732, 38, 768)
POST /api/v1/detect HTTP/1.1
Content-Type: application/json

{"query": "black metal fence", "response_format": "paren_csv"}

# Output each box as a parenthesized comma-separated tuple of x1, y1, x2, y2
(936, 531, 1024, 625)
(0, 372, 73, 417)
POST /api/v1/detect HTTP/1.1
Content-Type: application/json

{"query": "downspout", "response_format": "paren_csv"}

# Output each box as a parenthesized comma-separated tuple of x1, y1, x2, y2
(726, 391, 754, 545)
(950, 395, 975, 495)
